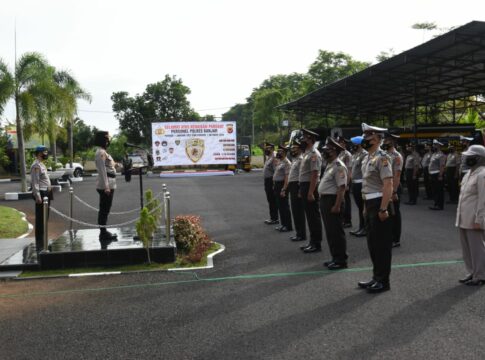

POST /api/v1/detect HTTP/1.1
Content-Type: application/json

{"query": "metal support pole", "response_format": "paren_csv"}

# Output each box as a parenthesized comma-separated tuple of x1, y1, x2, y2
(139, 169, 144, 210)
(69, 187, 74, 230)
(165, 192, 171, 241)
(43, 196, 49, 252)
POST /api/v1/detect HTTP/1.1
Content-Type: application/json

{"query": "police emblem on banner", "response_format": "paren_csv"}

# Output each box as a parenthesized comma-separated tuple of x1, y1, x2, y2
(226, 123, 234, 134)
(175, 139, 180, 146)
(185, 138, 205, 163)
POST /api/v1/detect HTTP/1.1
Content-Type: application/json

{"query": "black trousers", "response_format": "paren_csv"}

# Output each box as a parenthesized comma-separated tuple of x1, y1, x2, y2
(430, 173, 444, 208)
(423, 167, 432, 199)
(97, 189, 115, 233)
(392, 185, 402, 244)
(351, 182, 365, 231)
(264, 177, 278, 221)
(446, 167, 459, 202)
(34, 191, 51, 252)
(274, 181, 292, 230)
(343, 189, 352, 224)
(320, 195, 347, 264)
(289, 181, 306, 239)
(300, 182, 322, 246)
(365, 198, 393, 284)
(405, 169, 418, 203)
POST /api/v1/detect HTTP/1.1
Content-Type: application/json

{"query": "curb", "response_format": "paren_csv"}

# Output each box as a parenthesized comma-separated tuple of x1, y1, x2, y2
(0, 178, 21, 183)
(16, 211, 33, 239)
(8, 242, 225, 280)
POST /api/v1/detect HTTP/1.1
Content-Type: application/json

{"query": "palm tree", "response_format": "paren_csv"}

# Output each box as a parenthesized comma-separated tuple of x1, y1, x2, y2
(52, 70, 91, 166)
(0, 53, 53, 192)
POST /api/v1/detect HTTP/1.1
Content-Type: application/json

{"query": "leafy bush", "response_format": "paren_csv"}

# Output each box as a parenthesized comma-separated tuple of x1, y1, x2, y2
(136, 207, 157, 264)
(173, 215, 212, 263)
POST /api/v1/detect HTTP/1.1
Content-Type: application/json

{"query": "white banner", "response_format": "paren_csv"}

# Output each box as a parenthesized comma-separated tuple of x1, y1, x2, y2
(151, 121, 237, 166)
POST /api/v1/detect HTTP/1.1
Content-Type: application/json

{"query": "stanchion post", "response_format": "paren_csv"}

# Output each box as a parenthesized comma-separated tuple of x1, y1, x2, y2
(69, 187, 74, 230)
(43, 196, 49, 252)
(165, 192, 171, 241)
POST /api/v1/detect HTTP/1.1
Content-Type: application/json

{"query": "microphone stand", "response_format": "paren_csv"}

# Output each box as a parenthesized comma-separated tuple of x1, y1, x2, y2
(124, 143, 152, 210)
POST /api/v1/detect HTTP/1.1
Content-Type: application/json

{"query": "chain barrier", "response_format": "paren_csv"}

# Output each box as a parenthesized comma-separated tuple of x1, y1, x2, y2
(50, 199, 165, 229)
(73, 191, 165, 215)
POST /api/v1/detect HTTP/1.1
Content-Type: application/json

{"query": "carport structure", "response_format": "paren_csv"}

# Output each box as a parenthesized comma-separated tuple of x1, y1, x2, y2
(279, 21, 485, 128)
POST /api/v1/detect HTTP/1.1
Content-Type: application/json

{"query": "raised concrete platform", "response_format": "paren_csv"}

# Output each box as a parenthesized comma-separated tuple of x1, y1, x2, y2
(0, 227, 176, 271)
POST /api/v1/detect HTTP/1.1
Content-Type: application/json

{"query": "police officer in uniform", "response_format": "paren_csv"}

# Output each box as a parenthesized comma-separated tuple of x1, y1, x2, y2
(95, 131, 118, 242)
(357, 123, 394, 293)
(31, 145, 53, 253)
(273, 144, 292, 232)
(288, 141, 306, 242)
(445, 145, 459, 204)
(429, 139, 446, 210)
(263, 143, 279, 225)
(349, 136, 367, 237)
(299, 129, 323, 253)
(383, 132, 403, 248)
(319, 137, 348, 270)
(404, 143, 420, 205)
(338, 137, 353, 228)
(421, 142, 433, 200)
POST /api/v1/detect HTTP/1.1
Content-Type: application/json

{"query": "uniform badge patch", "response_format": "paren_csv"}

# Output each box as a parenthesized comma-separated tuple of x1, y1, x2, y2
(382, 158, 389, 167)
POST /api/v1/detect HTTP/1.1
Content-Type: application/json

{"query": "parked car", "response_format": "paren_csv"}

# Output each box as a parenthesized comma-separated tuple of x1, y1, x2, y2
(58, 162, 84, 178)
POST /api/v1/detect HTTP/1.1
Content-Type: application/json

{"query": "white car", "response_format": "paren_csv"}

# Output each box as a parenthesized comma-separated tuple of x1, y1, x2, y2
(58, 162, 84, 178)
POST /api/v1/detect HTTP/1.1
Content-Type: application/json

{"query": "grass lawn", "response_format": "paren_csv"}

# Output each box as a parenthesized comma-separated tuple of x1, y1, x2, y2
(20, 242, 222, 278)
(0, 206, 29, 238)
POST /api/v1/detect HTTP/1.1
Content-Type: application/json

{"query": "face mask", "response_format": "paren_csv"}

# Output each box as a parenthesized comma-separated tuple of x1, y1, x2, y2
(290, 150, 298, 157)
(466, 156, 479, 167)
(300, 142, 308, 151)
(264, 149, 271, 156)
(41, 153, 48, 160)
(361, 139, 373, 150)
(322, 150, 333, 160)
(431, 147, 437, 152)
(381, 143, 391, 151)
(276, 153, 282, 159)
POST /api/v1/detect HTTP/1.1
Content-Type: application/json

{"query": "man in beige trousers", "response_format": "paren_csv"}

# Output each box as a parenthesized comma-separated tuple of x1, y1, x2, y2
(456, 145, 485, 286)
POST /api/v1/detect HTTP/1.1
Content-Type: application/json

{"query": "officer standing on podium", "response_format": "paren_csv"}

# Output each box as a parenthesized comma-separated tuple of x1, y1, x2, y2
(31, 145, 53, 253)
(299, 129, 323, 253)
(357, 123, 394, 293)
(263, 142, 279, 225)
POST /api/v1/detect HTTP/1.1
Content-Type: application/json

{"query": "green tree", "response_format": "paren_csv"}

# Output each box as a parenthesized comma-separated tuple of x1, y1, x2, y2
(136, 207, 157, 264)
(222, 102, 253, 138)
(112, 75, 199, 146)
(253, 88, 288, 143)
(72, 118, 95, 155)
(304, 50, 370, 92)
(0, 53, 54, 192)
(0, 124, 10, 168)
(376, 48, 396, 62)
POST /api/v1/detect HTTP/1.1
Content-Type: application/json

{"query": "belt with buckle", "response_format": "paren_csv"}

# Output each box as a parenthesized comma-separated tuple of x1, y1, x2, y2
(352, 179, 363, 184)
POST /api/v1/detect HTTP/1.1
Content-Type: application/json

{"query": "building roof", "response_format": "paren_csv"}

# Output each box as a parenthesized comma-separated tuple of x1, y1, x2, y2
(279, 21, 485, 118)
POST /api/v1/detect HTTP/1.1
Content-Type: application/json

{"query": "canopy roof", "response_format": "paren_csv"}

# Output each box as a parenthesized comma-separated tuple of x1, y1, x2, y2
(279, 21, 485, 118)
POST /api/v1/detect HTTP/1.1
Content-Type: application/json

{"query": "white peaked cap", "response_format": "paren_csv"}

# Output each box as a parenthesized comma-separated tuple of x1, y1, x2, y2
(462, 144, 485, 157)
(460, 135, 473, 142)
(361, 123, 388, 132)
(433, 139, 444, 146)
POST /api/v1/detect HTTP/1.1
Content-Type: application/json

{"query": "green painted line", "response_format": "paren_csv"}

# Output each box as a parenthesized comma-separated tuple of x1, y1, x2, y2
(0, 259, 463, 299)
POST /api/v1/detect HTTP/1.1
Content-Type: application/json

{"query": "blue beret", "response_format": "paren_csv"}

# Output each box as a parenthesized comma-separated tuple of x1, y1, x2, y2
(35, 145, 48, 153)
(351, 136, 363, 145)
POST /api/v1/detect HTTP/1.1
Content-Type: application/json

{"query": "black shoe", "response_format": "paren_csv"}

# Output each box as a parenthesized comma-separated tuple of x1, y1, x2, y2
(464, 279, 485, 286)
(358, 279, 376, 289)
(300, 243, 311, 250)
(99, 231, 117, 241)
(392, 242, 401, 248)
(264, 219, 279, 225)
(279, 226, 291, 232)
(429, 206, 443, 210)
(327, 262, 348, 270)
(323, 260, 334, 267)
(404, 201, 416, 205)
(349, 228, 361, 235)
(291, 236, 306, 242)
(459, 274, 473, 283)
(343, 222, 352, 228)
(303, 245, 321, 253)
(367, 281, 390, 293)
(275, 225, 283, 231)
(355, 230, 367, 237)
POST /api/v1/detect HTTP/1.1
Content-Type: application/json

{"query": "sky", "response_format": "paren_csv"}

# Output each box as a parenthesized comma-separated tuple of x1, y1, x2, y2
(1, 0, 485, 135)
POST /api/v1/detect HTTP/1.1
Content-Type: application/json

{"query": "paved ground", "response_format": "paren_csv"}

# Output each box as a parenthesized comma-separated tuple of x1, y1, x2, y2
(0, 173, 484, 359)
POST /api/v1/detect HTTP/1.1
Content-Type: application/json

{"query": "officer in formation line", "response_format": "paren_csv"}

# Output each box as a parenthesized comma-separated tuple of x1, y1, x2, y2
(421, 143, 433, 200)
(445, 145, 460, 204)
(382, 133, 403, 248)
(263, 142, 279, 225)
(404, 143, 420, 205)
(349, 136, 367, 237)
(319, 137, 348, 270)
(337, 137, 353, 228)
(428, 140, 446, 210)
(288, 141, 306, 242)
(31, 145, 53, 253)
(459, 136, 473, 179)
(299, 129, 323, 253)
(273, 145, 292, 232)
